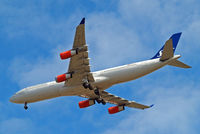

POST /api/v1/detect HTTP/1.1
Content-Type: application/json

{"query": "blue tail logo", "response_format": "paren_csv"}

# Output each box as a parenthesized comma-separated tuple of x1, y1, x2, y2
(152, 32, 182, 59)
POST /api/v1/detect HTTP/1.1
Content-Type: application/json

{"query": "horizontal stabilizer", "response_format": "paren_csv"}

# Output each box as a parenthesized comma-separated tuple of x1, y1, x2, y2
(168, 59, 191, 68)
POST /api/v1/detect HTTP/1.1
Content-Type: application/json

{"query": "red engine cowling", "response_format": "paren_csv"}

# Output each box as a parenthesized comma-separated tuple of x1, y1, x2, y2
(55, 73, 72, 83)
(60, 49, 77, 60)
(79, 100, 95, 108)
(108, 106, 125, 114)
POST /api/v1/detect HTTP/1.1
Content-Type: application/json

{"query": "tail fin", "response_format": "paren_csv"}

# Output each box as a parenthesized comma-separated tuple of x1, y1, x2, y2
(151, 32, 191, 68)
(151, 32, 182, 60)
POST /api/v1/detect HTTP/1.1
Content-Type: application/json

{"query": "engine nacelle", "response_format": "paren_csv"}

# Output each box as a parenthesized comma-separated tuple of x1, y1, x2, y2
(55, 73, 72, 83)
(60, 49, 78, 60)
(79, 100, 95, 108)
(108, 106, 125, 114)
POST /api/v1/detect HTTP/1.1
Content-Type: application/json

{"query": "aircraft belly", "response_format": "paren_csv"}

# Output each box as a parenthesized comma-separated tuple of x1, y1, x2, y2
(15, 82, 63, 103)
(59, 85, 85, 96)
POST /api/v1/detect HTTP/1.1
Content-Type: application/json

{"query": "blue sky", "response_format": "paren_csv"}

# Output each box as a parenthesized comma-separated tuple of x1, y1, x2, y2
(0, 0, 200, 134)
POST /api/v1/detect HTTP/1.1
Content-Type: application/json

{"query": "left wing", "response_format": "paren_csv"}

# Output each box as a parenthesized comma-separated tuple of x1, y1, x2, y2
(65, 18, 94, 86)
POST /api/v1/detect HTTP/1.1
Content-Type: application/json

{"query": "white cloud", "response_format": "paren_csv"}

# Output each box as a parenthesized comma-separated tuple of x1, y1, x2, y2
(0, 118, 35, 134)
(87, 13, 149, 70)
(9, 45, 69, 88)
(0, 0, 76, 45)
(102, 83, 200, 134)
(119, 0, 200, 34)
(182, 20, 200, 54)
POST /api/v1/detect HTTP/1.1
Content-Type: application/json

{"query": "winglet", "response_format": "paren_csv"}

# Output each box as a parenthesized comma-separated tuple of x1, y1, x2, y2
(80, 18, 85, 25)
(150, 104, 154, 108)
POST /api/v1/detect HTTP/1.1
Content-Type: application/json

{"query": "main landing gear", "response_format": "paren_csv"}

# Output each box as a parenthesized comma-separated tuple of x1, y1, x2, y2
(82, 82, 100, 96)
(94, 88, 106, 105)
(24, 102, 28, 110)
(94, 88, 100, 96)
(82, 79, 93, 90)
(82, 79, 106, 105)
(82, 82, 93, 90)
(96, 98, 106, 105)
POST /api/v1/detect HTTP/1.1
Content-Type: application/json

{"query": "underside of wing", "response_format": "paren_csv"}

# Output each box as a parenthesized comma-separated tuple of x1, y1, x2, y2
(79, 90, 153, 114)
(56, 18, 94, 86)
(101, 91, 152, 110)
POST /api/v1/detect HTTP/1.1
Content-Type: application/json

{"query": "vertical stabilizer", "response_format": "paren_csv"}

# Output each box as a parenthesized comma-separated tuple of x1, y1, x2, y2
(152, 33, 182, 60)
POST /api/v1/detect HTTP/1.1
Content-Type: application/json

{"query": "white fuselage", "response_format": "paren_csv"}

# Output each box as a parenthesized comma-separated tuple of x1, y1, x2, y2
(10, 55, 180, 104)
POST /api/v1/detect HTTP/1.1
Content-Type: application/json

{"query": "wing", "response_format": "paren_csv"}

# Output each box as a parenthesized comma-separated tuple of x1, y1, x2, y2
(80, 90, 152, 110)
(101, 91, 151, 109)
(65, 18, 94, 86)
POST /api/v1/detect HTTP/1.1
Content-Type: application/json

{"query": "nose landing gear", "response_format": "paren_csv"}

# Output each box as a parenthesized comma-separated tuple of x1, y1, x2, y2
(24, 102, 28, 110)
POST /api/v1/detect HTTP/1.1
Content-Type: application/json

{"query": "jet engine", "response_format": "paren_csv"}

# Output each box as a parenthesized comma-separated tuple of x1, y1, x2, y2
(55, 73, 72, 83)
(108, 106, 125, 114)
(79, 100, 95, 108)
(60, 49, 78, 60)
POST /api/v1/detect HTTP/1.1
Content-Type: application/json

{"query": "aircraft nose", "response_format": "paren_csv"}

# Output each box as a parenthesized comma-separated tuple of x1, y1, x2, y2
(10, 94, 17, 103)
(10, 89, 28, 104)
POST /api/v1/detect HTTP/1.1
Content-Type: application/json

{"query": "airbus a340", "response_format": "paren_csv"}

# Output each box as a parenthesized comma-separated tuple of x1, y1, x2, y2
(10, 18, 191, 114)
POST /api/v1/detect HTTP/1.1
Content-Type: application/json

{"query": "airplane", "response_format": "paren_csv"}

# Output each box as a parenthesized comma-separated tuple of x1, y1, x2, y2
(10, 18, 191, 114)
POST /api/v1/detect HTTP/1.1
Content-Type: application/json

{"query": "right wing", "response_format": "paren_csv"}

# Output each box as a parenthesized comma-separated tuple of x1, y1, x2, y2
(101, 91, 152, 109)
(80, 90, 152, 110)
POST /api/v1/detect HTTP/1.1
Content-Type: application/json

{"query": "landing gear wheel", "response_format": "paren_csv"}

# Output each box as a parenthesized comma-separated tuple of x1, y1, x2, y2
(101, 100, 106, 105)
(88, 84, 93, 90)
(95, 98, 106, 105)
(82, 82, 89, 89)
(24, 102, 28, 110)
(96, 99, 101, 104)
(83, 82, 93, 90)
(24, 106, 28, 110)
(94, 89, 100, 96)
